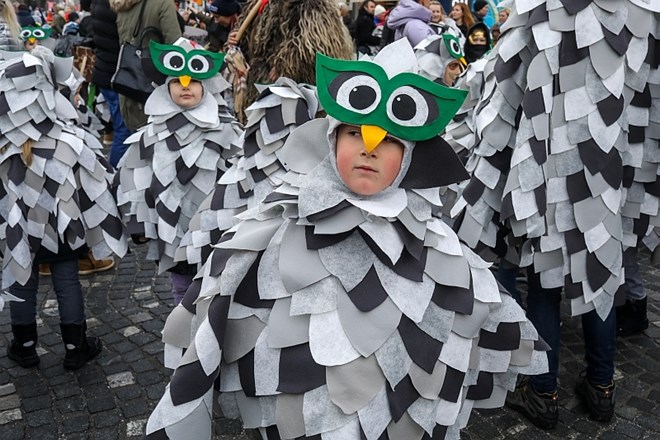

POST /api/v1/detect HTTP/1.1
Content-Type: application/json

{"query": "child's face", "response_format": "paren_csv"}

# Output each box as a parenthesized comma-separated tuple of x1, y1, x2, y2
(168, 78, 203, 108)
(335, 124, 404, 196)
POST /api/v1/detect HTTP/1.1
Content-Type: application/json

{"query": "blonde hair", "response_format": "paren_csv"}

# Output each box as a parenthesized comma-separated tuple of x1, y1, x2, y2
(1, 0, 20, 38)
(21, 139, 34, 167)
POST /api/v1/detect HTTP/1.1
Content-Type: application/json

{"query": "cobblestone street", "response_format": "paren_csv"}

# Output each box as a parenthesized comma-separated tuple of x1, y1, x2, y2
(0, 244, 658, 439)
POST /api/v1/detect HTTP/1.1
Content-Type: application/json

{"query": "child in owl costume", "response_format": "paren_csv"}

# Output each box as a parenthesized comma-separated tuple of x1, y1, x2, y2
(448, 0, 659, 428)
(115, 38, 243, 304)
(0, 46, 127, 369)
(145, 39, 547, 440)
(165, 78, 320, 369)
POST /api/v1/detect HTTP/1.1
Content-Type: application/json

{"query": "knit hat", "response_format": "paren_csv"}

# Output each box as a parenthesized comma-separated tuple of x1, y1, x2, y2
(374, 4, 386, 16)
(208, 0, 240, 16)
(473, 0, 488, 11)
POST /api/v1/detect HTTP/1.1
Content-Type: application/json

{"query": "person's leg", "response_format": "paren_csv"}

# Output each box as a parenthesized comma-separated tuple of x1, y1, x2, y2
(100, 87, 132, 168)
(577, 307, 616, 421)
(50, 258, 102, 370)
(525, 267, 562, 393)
(617, 246, 648, 336)
(171, 272, 195, 306)
(507, 266, 561, 429)
(496, 261, 522, 305)
(7, 264, 40, 367)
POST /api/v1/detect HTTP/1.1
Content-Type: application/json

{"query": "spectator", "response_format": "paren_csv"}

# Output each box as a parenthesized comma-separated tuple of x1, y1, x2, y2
(338, 1, 354, 36)
(497, 7, 509, 25)
(387, 0, 434, 48)
(51, 6, 65, 37)
(491, 22, 500, 44)
(92, 0, 132, 168)
(31, 5, 43, 25)
(111, 0, 182, 131)
(450, 2, 474, 37)
(472, 0, 489, 24)
(0, 0, 20, 51)
(15, 3, 34, 27)
(62, 11, 80, 35)
(187, 0, 240, 52)
(463, 21, 490, 63)
(78, 0, 93, 37)
(354, 0, 380, 54)
(366, 3, 387, 55)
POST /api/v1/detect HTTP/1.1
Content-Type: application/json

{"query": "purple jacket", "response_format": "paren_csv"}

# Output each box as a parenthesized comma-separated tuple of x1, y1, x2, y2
(387, 0, 434, 48)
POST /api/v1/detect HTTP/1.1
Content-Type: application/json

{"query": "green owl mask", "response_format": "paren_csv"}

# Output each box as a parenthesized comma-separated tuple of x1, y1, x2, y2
(20, 26, 52, 43)
(316, 39, 467, 151)
(149, 39, 225, 87)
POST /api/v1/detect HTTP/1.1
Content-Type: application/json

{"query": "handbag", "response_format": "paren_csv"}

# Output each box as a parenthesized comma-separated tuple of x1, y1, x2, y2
(111, 0, 163, 103)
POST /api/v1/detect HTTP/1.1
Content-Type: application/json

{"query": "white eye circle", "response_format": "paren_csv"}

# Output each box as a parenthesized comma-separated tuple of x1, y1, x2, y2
(163, 52, 185, 72)
(386, 86, 431, 127)
(335, 74, 381, 114)
(20, 29, 32, 39)
(33, 29, 46, 38)
(449, 39, 462, 56)
(187, 54, 209, 74)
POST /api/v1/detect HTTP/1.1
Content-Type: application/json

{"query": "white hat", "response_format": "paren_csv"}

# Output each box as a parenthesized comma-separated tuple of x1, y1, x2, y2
(374, 4, 386, 16)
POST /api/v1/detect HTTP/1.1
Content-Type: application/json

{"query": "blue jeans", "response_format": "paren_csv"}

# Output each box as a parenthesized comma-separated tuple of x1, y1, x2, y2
(100, 88, 132, 169)
(624, 247, 645, 301)
(496, 262, 522, 305)
(526, 267, 616, 392)
(9, 258, 85, 326)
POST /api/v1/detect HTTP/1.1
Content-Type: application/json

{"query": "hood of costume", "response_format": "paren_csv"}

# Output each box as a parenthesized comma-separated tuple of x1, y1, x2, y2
(415, 32, 468, 86)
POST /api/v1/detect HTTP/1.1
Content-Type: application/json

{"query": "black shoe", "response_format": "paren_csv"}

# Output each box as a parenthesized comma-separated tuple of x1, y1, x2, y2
(616, 297, 649, 337)
(507, 377, 558, 429)
(575, 372, 615, 422)
(7, 324, 40, 368)
(60, 323, 103, 370)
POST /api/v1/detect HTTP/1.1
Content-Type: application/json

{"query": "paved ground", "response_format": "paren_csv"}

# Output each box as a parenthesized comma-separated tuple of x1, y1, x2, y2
(0, 243, 658, 439)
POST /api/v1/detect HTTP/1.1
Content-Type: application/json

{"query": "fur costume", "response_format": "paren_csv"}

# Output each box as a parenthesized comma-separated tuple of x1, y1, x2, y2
(237, 0, 355, 112)
(115, 39, 243, 274)
(0, 46, 127, 288)
(145, 40, 547, 440)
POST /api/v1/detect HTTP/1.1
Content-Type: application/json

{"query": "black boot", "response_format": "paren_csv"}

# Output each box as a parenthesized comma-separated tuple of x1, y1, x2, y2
(7, 323, 40, 368)
(616, 297, 649, 337)
(60, 323, 102, 370)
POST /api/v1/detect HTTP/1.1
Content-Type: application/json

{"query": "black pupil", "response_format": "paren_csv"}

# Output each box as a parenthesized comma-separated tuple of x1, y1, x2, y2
(190, 59, 204, 71)
(392, 94, 416, 121)
(451, 41, 459, 52)
(170, 56, 184, 69)
(349, 86, 376, 110)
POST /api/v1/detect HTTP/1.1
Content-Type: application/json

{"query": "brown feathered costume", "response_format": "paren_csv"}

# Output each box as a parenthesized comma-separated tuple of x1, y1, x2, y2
(237, 0, 355, 112)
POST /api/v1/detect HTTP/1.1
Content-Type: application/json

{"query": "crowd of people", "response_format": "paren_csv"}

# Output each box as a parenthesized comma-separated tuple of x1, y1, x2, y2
(0, 0, 657, 439)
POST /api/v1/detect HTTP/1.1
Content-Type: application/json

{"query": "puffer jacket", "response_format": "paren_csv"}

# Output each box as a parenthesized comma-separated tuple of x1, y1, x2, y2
(91, 0, 120, 89)
(109, 0, 182, 130)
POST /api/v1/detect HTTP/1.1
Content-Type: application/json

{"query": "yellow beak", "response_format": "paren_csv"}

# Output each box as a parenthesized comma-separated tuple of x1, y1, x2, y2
(179, 75, 192, 87)
(28, 37, 36, 44)
(361, 124, 388, 153)
(459, 57, 467, 68)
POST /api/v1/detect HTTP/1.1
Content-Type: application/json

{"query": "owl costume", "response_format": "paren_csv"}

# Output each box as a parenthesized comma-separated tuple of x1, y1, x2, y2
(0, 46, 127, 289)
(146, 40, 547, 440)
(449, 0, 659, 319)
(176, 77, 320, 269)
(115, 38, 243, 274)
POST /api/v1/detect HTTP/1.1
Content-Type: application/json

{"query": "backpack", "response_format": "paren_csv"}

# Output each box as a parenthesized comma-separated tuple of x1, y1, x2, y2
(54, 34, 85, 57)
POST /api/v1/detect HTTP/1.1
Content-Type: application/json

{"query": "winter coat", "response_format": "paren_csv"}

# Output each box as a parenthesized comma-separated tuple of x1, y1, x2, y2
(387, 0, 434, 48)
(110, 0, 182, 131)
(16, 10, 35, 27)
(355, 7, 379, 50)
(91, 0, 121, 90)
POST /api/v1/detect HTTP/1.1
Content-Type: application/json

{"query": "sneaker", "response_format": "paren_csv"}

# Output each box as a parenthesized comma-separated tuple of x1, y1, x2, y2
(78, 253, 115, 275)
(38, 264, 51, 276)
(575, 371, 615, 422)
(102, 132, 113, 146)
(507, 377, 558, 429)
